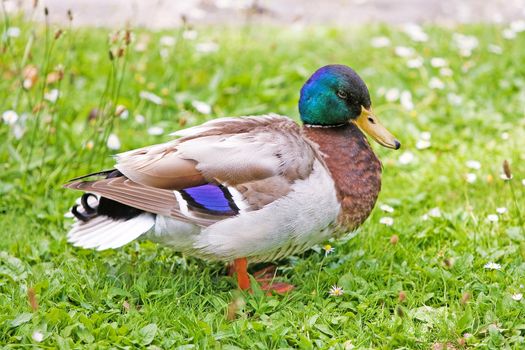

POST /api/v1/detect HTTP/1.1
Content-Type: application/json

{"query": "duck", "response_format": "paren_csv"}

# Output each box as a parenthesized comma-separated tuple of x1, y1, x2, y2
(64, 64, 400, 293)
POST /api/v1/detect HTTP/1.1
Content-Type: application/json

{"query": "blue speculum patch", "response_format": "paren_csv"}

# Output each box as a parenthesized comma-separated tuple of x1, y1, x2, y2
(180, 184, 239, 215)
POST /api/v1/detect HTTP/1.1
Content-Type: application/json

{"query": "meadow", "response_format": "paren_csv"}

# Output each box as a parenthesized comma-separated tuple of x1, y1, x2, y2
(1, 9, 525, 349)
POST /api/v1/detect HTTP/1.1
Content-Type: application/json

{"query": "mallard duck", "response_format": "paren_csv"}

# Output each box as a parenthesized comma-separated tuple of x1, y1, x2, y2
(65, 64, 400, 293)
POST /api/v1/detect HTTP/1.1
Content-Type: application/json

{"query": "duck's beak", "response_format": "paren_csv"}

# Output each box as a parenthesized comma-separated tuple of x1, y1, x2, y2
(352, 106, 401, 150)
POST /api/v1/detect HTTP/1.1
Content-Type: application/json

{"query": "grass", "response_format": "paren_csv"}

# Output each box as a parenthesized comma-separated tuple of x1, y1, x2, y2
(1, 8, 525, 349)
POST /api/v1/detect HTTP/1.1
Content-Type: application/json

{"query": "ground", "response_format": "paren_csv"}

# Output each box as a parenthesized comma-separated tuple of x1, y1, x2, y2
(1, 10, 525, 349)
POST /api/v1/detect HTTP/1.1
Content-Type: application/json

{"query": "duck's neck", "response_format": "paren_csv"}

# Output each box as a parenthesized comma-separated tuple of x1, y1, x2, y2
(303, 123, 382, 229)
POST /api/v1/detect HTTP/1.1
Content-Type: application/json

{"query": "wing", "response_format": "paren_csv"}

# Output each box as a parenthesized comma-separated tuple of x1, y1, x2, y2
(65, 114, 319, 226)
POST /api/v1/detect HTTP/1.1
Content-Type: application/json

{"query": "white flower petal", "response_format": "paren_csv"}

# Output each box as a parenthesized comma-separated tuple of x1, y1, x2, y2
(106, 133, 121, 150)
(496, 207, 507, 214)
(196, 42, 219, 53)
(385, 88, 400, 102)
(466, 160, 481, 170)
(406, 57, 423, 68)
(488, 44, 502, 54)
(44, 89, 59, 103)
(416, 139, 431, 150)
(484, 262, 501, 270)
(429, 77, 445, 90)
(2, 110, 19, 125)
(371, 36, 390, 48)
(466, 173, 477, 183)
(6, 27, 21, 38)
(183, 30, 198, 40)
(502, 28, 516, 40)
(147, 126, 164, 136)
(139, 91, 163, 105)
(159, 35, 176, 47)
(380, 204, 394, 213)
(191, 100, 212, 114)
(398, 151, 415, 165)
(400, 91, 414, 110)
(379, 216, 394, 226)
(403, 23, 428, 42)
(447, 93, 463, 106)
(420, 131, 431, 141)
(32, 330, 44, 342)
(511, 20, 525, 33)
(430, 57, 447, 68)
(487, 214, 499, 222)
(512, 293, 523, 301)
(134, 114, 145, 124)
(428, 207, 441, 218)
(395, 46, 415, 58)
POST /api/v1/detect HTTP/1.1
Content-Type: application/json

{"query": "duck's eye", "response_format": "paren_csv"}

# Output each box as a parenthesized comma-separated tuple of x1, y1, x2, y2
(337, 90, 347, 99)
(368, 117, 375, 124)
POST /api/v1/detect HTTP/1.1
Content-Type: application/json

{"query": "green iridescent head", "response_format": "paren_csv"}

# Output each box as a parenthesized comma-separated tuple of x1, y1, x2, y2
(299, 64, 400, 149)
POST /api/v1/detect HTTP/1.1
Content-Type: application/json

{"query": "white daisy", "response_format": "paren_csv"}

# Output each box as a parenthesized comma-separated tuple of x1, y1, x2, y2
(44, 89, 59, 103)
(398, 151, 415, 165)
(402, 23, 428, 42)
(428, 207, 442, 218)
(2, 110, 18, 125)
(159, 35, 176, 47)
(420, 131, 431, 141)
(484, 262, 501, 270)
(147, 126, 164, 136)
(512, 293, 523, 301)
(385, 88, 400, 102)
(406, 57, 423, 69)
(487, 214, 499, 222)
(328, 285, 344, 297)
(430, 57, 447, 68)
(394, 46, 415, 58)
(32, 330, 44, 342)
(106, 133, 121, 150)
(416, 139, 431, 150)
(379, 217, 394, 226)
(466, 160, 481, 170)
(192, 100, 212, 114)
(380, 204, 394, 213)
(496, 207, 507, 214)
(196, 42, 219, 53)
(466, 173, 477, 183)
(371, 36, 390, 48)
(429, 77, 445, 90)
(139, 91, 163, 105)
(400, 91, 414, 110)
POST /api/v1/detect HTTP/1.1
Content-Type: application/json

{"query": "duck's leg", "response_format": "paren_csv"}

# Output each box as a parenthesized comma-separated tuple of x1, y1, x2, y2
(233, 258, 250, 290)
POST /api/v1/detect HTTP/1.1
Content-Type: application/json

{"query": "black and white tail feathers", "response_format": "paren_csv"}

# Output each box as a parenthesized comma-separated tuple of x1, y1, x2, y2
(66, 171, 155, 251)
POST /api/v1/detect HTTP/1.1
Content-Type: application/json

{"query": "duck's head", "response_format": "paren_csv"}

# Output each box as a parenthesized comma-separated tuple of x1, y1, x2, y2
(299, 64, 400, 150)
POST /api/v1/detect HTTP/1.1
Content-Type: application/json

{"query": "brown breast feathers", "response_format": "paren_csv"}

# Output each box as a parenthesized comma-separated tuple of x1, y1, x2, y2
(302, 123, 382, 230)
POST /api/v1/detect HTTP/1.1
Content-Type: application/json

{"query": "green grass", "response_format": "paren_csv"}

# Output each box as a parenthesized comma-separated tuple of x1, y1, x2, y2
(1, 11, 525, 348)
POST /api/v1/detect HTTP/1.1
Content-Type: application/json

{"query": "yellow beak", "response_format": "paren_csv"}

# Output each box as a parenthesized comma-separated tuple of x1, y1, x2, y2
(352, 106, 400, 150)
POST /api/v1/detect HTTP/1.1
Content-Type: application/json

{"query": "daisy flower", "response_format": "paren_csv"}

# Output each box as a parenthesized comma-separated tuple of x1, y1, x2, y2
(329, 285, 344, 297)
